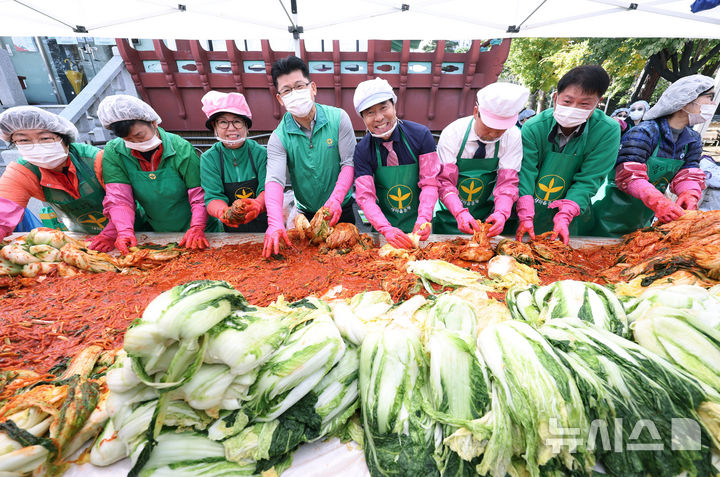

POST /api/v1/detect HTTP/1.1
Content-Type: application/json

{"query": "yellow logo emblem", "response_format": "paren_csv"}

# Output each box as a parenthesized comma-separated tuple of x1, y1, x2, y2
(536, 175, 566, 201)
(387, 185, 413, 210)
(148, 173, 156, 180)
(234, 187, 254, 199)
(326, 138, 334, 146)
(458, 178, 484, 204)
(653, 177, 669, 190)
(78, 212, 108, 229)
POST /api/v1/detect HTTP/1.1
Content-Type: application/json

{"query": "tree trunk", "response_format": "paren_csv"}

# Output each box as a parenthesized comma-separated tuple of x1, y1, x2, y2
(636, 68, 661, 102)
(537, 90, 547, 111)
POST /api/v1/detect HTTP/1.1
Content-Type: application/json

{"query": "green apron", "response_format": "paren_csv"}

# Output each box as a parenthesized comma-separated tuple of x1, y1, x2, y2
(434, 119, 500, 234)
(20, 146, 106, 234)
(531, 125, 591, 235)
(373, 129, 420, 233)
(588, 142, 685, 237)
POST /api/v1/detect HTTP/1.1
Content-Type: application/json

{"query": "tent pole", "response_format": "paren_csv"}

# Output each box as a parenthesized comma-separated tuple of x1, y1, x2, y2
(291, 0, 300, 56)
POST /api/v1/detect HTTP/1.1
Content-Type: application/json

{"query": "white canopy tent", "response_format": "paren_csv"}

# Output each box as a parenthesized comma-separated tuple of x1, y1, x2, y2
(0, 0, 719, 42)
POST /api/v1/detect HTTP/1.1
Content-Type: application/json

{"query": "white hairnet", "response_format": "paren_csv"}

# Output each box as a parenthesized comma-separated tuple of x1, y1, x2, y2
(97, 94, 162, 128)
(0, 106, 78, 143)
(353, 78, 397, 115)
(644, 75, 714, 120)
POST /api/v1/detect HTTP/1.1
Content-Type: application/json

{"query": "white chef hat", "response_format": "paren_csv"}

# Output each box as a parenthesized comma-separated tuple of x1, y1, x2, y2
(353, 78, 397, 116)
(476, 82, 530, 130)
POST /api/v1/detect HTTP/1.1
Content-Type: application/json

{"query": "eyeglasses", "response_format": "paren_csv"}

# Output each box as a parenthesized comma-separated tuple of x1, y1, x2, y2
(215, 119, 246, 130)
(278, 81, 310, 97)
(14, 136, 62, 146)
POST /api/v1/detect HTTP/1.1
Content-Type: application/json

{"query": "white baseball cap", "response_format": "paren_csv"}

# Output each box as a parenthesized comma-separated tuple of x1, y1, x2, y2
(353, 78, 397, 116)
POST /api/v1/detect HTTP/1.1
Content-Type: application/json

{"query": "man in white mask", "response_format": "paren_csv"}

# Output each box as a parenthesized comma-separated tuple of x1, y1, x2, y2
(0, 106, 111, 242)
(515, 65, 620, 243)
(435, 82, 529, 236)
(262, 56, 356, 257)
(589, 74, 716, 237)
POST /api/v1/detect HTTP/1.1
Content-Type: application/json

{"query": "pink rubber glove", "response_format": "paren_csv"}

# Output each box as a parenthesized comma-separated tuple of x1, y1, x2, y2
(417, 152, 440, 225)
(115, 230, 137, 255)
(440, 192, 477, 235)
(323, 166, 354, 226)
(380, 225, 414, 249)
(88, 221, 117, 252)
(0, 197, 27, 240)
(515, 194, 535, 241)
(636, 184, 684, 223)
(486, 195, 515, 237)
(179, 225, 209, 249)
(676, 190, 700, 210)
(549, 199, 580, 245)
(412, 221, 432, 241)
(239, 197, 264, 224)
(103, 183, 137, 255)
(263, 181, 292, 257)
(207, 199, 231, 222)
(187, 187, 209, 229)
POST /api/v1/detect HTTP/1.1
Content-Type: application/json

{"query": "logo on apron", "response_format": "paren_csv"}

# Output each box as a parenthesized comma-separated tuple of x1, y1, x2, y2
(326, 138, 334, 147)
(387, 185, 413, 214)
(652, 177, 670, 191)
(536, 175, 566, 202)
(77, 212, 107, 229)
(458, 178, 485, 206)
(234, 187, 255, 200)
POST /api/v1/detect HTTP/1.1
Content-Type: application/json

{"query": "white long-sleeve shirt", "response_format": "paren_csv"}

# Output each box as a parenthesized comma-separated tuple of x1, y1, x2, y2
(437, 116, 522, 172)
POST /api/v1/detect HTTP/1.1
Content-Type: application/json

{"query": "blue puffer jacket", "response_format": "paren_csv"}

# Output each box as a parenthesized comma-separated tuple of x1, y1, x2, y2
(616, 117, 703, 170)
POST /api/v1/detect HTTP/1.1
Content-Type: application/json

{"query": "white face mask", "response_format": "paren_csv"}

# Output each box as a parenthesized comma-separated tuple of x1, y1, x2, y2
(282, 88, 314, 117)
(629, 110, 644, 121)
(369, 120, 398, 139)
(216, 136, 246, 147)
(16, 142, 68, 169)
(124, 133, 162, 152)
(553, 104, 593, 129)
(478, 136, 501, 144)
(685, 103, 716, 126)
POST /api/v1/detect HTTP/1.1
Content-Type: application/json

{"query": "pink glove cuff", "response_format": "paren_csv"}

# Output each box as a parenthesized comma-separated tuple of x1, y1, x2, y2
(104, 183, 136, 233)
(440, 192, 467, 218)
(437, 163, 460, 199)
(0, 197, 26, 237)
(328, 166, 354, 204)
(671, 168, 706, 196)
(98, 220, 117, 239)
(264, 181, 286, 230)
(355, 175, 393, 232)
(207, 199, 229, 220)
(418, 151, 441, 188)
(492, 194, 515, 221)
(187, 187, 208, 229)
(548, 199, 581, 218)
(677, 188, 702, 201)
(616, 162, 650, 195)
(515, 195, 535, 221)
(417, 185, 438, 224)
(493, 169, 519, 202)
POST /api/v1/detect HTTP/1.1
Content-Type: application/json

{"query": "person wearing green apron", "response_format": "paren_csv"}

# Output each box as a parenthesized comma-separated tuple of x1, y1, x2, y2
(352, 78, 440, 248)
(262, 56, 356, 257)
(200, 91, 268, 233)
(588, 74, 715, 236)
(515, 65, 620, 244)
(0, 106, 112, 243)
(98, 94, 220, 254)
(435, 82, 529, 236)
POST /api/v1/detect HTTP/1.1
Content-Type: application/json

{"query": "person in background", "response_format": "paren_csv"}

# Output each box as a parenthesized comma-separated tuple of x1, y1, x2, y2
(200, 91, 267, 232)
(610, 107, 630, 135)
(352, 77, 439, 248)
(589, 75, 715, 236)
(0, 106, 113, 246)
(97, 94, 220, 254)
(262, 56, 355, 257)
(434, 82, 529, 236)
(515, 65, 621, 243)
(516, 108, 535, 128)
(627, 100, 650, 128)
(699, 154, 720, 211)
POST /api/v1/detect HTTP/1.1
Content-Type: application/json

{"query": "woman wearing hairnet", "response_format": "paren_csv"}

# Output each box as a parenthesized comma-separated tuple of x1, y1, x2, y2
(97, 95, 220, 254)
(199, 91, 267, 232)
(627, 100, 650, 128)
(0, 106, 113, 245)
(589, 74, 716, 236)
(352, 78, 439, 248)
